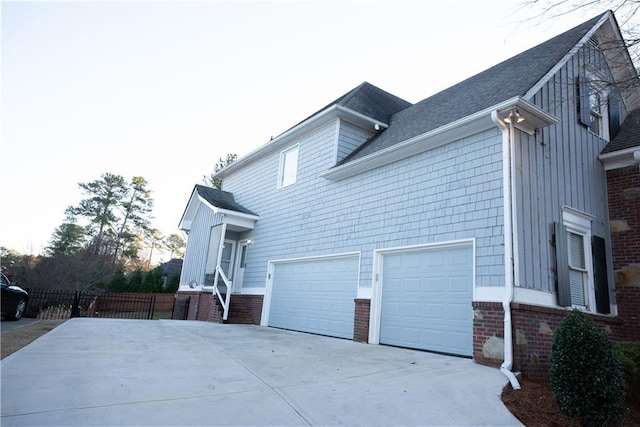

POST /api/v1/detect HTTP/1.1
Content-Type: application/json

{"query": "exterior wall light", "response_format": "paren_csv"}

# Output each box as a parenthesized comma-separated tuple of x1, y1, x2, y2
(504, 109, 525, 124)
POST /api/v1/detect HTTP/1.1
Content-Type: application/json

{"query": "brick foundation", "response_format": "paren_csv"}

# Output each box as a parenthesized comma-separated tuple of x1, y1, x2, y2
(354, 299, 370, 342)
(472, 302, 504, 368)
(511, 303, 625, 380)
(227, 294, 263, 324)
(606, 165, 640, 342)
(174, 291, 262, 325)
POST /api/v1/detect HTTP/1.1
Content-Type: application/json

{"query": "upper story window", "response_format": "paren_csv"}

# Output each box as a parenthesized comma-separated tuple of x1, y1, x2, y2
(577, 70, 610, 140)
(588, 91, 603, 135)
(278, 144, 299, 188)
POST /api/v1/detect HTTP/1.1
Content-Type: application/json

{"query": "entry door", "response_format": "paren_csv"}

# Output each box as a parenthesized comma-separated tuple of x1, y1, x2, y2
(219, 240, 236, 293)
(232, 241, 249, 292)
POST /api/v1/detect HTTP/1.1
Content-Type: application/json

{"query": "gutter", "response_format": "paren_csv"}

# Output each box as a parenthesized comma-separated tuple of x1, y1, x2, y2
(322, 97, 557, 181)
(598, 146, 640, 170)
(491, 110, 521, 390)
(215, 105, 387, 179)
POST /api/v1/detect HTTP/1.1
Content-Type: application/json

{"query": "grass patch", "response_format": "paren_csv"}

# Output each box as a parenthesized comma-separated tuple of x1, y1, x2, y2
(1, 320, 66, 359)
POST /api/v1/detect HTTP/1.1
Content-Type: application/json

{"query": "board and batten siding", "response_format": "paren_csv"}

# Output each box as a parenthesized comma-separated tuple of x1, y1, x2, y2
(515, 40, 626, 293)
(222, 118, 505, 292)
(179, 204, 223, 288)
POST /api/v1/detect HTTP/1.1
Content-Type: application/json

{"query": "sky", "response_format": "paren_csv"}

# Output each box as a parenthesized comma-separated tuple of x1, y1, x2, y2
(0, 0, 628, 260)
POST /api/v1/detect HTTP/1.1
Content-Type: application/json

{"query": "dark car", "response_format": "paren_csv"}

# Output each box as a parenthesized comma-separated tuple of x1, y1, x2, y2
(1, 272, 28, 320)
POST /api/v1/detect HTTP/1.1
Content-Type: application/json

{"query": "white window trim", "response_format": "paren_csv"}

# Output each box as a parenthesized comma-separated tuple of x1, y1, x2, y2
(585, 68, 610, 141)
(561, 207, 596, 312)
(277, 144, 299, 189)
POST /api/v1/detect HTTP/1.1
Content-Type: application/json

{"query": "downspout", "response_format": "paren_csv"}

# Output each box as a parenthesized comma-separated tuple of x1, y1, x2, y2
(491, 110, 521, 390)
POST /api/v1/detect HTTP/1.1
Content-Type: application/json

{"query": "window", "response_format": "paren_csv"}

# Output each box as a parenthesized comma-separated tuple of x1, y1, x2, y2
(554, 207, 610, 314)
(278, 144, 299, 188)
(577, 72, 610, 140)
(588, 91, 602, 135)
(567, 231, 587, 306)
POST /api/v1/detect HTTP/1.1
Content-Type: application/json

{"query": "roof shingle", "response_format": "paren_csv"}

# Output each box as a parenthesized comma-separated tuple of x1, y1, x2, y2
(602, 108, 640, 153)
(194, 185, 257, 216)
(341, 13, 606, 164)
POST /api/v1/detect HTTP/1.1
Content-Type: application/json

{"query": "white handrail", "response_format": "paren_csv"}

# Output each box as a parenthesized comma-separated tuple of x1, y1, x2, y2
(213, 267, 232, 321)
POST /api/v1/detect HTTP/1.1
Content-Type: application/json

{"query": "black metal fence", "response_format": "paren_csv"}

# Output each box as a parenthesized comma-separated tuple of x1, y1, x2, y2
(25, 289, 160, 320)
(171, 296, 191, 320)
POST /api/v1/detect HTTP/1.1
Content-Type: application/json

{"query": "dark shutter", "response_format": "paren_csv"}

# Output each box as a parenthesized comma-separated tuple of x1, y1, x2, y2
(577, 75, 591, 127)
(592, 235, 611, 314)
(555, 222, 571, 307)
(608, 93, 621, 139)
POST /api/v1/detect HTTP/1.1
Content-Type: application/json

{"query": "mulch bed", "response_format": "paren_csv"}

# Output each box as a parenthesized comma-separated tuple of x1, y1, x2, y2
(501, 378, 640, 427)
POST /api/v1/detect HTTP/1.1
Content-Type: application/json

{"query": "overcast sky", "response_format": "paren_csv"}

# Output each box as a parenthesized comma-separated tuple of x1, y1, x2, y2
(0, 0, 621, 260)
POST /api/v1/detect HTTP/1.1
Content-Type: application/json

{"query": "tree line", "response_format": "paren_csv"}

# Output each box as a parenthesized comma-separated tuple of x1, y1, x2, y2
(2, 153, 241, 293)
(2, 173, 185, 292)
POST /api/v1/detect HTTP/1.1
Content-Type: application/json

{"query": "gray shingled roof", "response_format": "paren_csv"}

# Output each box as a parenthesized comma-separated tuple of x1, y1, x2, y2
(602, 109, 640, 153)
(194, 184, 257, 216)
(283, 82, 412, 133)
(341, 13, 606, 164)
(329, 81, 412, 124)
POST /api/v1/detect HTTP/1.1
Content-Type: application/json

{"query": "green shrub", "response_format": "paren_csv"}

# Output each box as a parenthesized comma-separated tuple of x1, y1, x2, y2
(550, 310, 625, 426)
(614, 341, 640, 403)
(165, 274, 180, 293)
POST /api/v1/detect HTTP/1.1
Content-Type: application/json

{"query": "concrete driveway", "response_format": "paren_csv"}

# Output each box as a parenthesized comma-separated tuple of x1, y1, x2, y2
(1, 318, 522, 426)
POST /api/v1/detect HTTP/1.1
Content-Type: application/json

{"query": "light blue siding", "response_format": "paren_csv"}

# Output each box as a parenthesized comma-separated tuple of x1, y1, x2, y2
(515, 40, 624, 293)
(269, 256, 358, 339)
(336, 121, 373, 163)
(379, 245, 473, 356)
(222, 118, 505, 291)
(180, 205, 223, 287)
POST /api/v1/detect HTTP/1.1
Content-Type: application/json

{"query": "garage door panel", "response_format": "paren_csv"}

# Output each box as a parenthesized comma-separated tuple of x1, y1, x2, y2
(424, 303, 444, 318)
(269, 256, 358, 339)
(380, 245, 473, 356)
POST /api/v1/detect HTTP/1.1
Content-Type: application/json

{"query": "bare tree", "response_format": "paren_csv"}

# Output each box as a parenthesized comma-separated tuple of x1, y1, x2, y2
(520, 1, 640, 69)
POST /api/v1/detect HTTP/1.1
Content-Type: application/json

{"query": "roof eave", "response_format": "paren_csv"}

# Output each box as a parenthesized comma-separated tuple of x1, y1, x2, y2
(178, 190, 259, 232)
(215, 105, 388, 179)
(178, 187, 200, 231)
(321, 97, 558, 181)
(599, 146, 640, 170)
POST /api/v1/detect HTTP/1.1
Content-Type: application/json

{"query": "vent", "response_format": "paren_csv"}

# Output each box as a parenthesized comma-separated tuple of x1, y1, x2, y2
(589, 35, 599, 48)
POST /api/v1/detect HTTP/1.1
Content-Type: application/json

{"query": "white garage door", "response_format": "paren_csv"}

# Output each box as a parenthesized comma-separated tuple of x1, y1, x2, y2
(379, 245, 473, 356)
(268, 255, 359, 339)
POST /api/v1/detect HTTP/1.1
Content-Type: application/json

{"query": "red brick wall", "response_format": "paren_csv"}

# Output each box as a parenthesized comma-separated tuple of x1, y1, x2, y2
(511, 303, 625, 381)
(174, 291, 262, 325)
(354, 299, 370, 343)
(606, 165, 640, 341)
(227, 295, 263, 325)
(472, 302, 504, 368)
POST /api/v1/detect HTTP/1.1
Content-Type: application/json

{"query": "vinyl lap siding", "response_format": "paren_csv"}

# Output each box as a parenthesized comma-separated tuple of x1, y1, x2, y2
(179, 205, 223, 287)
(336, 121, 373, 163)
(223, 120, 505, 291)
(515, 41, 619, 293)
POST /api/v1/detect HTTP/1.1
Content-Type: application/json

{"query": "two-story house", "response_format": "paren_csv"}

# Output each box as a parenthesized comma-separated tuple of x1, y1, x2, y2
(175, 10, 640, 381)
